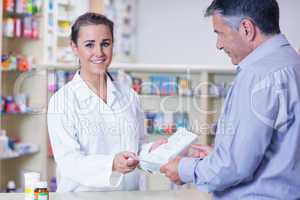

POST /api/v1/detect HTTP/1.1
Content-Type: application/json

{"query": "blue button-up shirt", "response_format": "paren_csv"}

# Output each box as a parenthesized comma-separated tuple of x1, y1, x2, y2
(178, 34, 300, 199)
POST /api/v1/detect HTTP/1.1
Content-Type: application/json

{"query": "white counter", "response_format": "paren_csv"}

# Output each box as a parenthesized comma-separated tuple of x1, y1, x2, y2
(0, 189, 212, 200)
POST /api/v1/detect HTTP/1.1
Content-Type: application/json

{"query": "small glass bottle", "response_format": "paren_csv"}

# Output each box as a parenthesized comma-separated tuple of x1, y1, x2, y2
(34, 182, 49, 200)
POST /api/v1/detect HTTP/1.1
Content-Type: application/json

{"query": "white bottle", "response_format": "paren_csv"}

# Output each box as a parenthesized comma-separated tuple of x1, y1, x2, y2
(0, 130, 10, 156)
(6, 180, 16, 193)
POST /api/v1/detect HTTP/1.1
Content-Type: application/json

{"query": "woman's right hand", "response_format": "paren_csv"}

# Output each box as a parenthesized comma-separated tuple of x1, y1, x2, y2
(112, 151, 139, 174)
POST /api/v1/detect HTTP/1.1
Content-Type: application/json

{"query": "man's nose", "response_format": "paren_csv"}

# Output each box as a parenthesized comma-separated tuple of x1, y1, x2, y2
(216, 39, 223, 50)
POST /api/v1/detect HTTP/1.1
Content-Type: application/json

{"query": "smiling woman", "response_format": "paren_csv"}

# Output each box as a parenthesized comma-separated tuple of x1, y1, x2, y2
(71, 25, 113, 74)
(47, 12, 167, 192)
(70, 13, 114, 100)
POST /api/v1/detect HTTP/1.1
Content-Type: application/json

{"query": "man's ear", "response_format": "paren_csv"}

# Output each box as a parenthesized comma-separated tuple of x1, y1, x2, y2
(239, 18, 256, 42)
(70, 41, 79, 56)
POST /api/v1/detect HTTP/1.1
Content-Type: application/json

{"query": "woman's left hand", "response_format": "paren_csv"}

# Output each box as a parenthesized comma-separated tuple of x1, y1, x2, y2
(149, 138, 168, 152)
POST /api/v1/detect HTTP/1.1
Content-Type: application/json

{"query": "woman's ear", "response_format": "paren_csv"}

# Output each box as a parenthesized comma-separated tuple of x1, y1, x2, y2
(70, 41, 79, 56)
(239, 18, 256, 42)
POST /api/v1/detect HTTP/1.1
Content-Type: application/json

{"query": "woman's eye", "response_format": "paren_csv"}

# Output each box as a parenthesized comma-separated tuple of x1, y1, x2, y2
(85, 43, 94, 48)
(101, 42, 110, 48)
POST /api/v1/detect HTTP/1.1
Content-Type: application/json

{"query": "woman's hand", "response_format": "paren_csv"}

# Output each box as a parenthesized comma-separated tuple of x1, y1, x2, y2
(112, 151, 139, 173)
(190, 144, 213, 158)
(149, 138, 168, 152)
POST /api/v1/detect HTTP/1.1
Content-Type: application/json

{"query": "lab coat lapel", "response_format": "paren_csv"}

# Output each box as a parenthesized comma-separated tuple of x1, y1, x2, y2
(106, 76, 121, 108)
(107, 79, 139, 152)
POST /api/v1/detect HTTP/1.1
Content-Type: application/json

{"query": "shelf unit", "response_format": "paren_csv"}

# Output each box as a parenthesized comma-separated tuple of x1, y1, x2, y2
(0, 0, 49, 191)
(0, 0, 3, 191)
(43, 0, 98, 65)
(100, 0, 137, 62)
(0, 69, 48, 191)
(0, 0, 2, 66)
(114, 63, 235, 143)
(0, 148, 39, 161)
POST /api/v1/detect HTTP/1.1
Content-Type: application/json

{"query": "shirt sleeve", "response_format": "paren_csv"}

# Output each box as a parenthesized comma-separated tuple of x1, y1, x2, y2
(47, 93, 122, 188)
(178, 71, 287, 192)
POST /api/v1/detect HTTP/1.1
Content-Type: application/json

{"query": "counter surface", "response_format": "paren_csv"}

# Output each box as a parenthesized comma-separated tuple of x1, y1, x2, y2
(0, 189, 211, 200)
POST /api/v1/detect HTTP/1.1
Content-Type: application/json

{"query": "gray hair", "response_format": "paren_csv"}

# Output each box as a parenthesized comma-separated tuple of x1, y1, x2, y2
(221, 14, 245, 31)
(205, 0, 281, 35)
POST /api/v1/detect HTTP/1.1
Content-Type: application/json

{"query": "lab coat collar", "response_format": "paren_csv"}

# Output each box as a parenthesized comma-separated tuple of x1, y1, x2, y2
(106, 73, 119, 107)
(71, 71, 121, 107)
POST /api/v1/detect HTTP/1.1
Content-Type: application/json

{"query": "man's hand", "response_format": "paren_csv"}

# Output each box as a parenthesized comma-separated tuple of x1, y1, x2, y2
(160, 156, 184, 185)
(190, 144, 212, 158)
(112, 151, 139, 173)
(149, 138, 168, 152)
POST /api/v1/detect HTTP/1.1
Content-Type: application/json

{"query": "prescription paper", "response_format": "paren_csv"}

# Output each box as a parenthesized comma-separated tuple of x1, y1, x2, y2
(139, 128, 198, 173)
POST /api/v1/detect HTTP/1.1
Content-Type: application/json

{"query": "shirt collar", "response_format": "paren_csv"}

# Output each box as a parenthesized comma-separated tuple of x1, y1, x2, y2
(238, 34, 290, 70)
(71, 71, 120, 105)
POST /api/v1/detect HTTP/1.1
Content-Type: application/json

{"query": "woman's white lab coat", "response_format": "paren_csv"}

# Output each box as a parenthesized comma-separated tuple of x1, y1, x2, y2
(47, 72, 151, 192)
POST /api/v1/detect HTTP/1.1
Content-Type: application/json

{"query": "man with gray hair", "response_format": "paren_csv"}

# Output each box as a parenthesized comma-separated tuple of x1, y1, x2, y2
(160, 0, 300, 199)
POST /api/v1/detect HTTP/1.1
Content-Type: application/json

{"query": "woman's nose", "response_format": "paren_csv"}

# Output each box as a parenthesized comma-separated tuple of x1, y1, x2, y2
(94, 46, 104, 56)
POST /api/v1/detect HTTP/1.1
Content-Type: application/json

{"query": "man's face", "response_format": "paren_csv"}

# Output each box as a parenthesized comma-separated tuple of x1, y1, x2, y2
(212, 14, 252, 65)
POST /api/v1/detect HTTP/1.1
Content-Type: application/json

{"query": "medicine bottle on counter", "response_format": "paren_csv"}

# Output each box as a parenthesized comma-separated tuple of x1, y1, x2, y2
(24, 172, 40, 200)
(34, 182, 49, 200)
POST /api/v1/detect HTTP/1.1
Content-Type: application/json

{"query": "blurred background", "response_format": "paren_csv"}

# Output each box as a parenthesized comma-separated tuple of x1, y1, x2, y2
(0, 0, 299, 193)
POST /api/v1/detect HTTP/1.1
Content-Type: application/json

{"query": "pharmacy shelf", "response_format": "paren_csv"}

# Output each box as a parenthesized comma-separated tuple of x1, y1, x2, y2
(112, 63, 236, 73)
(57, 0, 74, 7)
(57, 18, 72, 22)
(1, 110, 44, 117)
(2, 12, 43, 18)
(147, 133, 171, 141)
(140, 94, 193, 98)
(0, 69, 32, 72)
(0, 148, 39, 161)
(57, 33, 70, 38)
(36, 63, 236, 73)
(139, 94, 224, 99)
(2, 36, 40, 41)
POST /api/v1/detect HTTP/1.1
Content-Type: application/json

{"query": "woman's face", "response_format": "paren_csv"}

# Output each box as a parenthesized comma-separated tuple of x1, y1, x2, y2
(71, 24, 113, 76)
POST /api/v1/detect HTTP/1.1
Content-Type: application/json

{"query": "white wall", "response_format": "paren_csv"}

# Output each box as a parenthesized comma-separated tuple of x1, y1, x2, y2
(136, 0, 300, 65)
